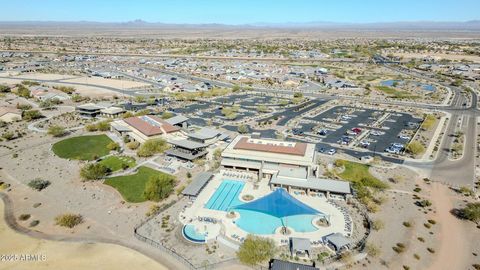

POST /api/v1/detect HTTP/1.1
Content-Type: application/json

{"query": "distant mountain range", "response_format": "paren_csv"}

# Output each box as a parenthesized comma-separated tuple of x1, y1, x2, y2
(1, 20, 480, 30)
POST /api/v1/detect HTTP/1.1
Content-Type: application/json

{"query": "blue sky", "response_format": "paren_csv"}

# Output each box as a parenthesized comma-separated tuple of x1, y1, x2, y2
(2, 0, 479, 24)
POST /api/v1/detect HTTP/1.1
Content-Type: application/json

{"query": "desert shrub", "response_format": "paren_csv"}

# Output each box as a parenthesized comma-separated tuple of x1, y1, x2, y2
(393, 243, 406, 253)
(55, 214, 83, 228)
(19, 214, 31, 221)
(29, 220, 40, 227)
(403, 221, 412, 227)
(457, 202, 480, 223)
(27, 179, 51, 191)
(22, 110, 43, 121)
(48, 125, 67, 137)
(371, 219, 384, 231)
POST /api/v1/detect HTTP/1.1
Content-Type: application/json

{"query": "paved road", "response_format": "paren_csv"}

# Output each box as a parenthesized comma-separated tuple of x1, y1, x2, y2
(399, 66, 478, 187)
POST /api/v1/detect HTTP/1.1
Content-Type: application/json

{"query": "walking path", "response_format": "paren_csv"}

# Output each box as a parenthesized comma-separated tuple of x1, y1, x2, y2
(426, 183, 469, 270)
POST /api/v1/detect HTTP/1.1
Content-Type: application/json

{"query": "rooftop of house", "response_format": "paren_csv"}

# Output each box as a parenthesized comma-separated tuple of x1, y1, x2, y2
(123, 115, 180, 136)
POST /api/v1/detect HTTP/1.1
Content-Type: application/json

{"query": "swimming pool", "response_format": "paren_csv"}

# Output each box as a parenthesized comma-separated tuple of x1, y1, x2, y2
(381, 80, 436, 91)
(182, 224, 206, 243)
(235, 210, 318, 235)
(205, 180, 245, 211)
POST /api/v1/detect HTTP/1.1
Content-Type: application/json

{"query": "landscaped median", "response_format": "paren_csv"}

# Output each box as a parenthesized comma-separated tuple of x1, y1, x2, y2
(104, 166, 176, 203)
(52, 134, 114, 160)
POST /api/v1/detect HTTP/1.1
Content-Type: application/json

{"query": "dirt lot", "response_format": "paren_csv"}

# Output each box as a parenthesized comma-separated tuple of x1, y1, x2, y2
(0, 199, 167, 270)
(61, 76, 150, 89)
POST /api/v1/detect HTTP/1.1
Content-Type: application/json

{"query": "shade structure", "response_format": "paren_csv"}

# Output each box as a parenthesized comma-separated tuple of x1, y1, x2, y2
(232, 188, 322, 218)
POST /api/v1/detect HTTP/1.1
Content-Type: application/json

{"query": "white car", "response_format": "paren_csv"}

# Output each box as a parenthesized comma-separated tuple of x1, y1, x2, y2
(327, 149, 336, 155)
(371, 130, 384, 136)
(398, 135, 411, 140)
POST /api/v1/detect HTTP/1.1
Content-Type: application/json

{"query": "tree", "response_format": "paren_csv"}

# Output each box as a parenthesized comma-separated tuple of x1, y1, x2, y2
(232, 85, 241, 92)
(126, 141, 140, 150)
(22, 110, 43, 121)
(143, 174, 175, 202)
(80, 163, 108, 180)
(16, 85, 31, 98)
(161, 111, 174, 119)
(257, 105, 269, 113)
(293, 92, 303, 98)
(237, 124, 249, 134)
(48, 125, 66, 137)
(96, 120, 111, 131)
(135, 96, 146, 103)
(53, 85, 75, 94)
(406, 141, 425, 155)
(122, 111, 134, 118)
(137, 138, 169, 157)
(107, 142, 120, 151)
(237, 235, 276, 266)
(85, 124, 98, 132)
(458, 202, 480, 223)
(421, 114, 436, 130)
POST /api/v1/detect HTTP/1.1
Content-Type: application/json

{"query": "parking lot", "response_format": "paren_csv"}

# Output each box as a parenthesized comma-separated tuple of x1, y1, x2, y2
(291, 106, 422, 156)
(259, 99, 327, 126)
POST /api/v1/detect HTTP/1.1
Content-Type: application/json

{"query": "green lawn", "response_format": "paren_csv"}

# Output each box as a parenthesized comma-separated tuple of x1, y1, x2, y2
(52, 134, 113, 161)
(337, 160, 388, 190)
(375, 86, 420, 99)
(104, 166, 174, 203)
(99, 156, 136, 172)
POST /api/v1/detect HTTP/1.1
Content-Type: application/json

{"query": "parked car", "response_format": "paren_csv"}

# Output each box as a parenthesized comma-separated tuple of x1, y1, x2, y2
(318, 129, 328, 136)
(371, 130, 385, 136)
(359, 141, 370, 148)
(327, 149, 336, 155)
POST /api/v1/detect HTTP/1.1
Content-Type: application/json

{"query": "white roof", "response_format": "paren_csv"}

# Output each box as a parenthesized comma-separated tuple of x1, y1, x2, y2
(270, 176, 351, 194)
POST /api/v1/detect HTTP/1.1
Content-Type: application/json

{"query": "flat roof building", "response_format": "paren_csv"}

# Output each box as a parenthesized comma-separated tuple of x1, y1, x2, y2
(165, 139, 208, 161)
(221, 136, 351, 196)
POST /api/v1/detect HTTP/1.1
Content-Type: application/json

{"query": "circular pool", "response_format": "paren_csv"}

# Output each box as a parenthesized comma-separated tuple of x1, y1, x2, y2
(182, 224, 206, 243)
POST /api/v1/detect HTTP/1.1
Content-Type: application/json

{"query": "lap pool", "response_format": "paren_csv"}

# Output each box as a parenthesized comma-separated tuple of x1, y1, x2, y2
(205, 180, 245, 211)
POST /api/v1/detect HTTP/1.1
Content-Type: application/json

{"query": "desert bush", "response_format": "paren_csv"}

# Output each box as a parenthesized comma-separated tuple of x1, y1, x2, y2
(55, 214, 83, 228)
(19, 214, 31, 221)
(27, 179, 51, 191)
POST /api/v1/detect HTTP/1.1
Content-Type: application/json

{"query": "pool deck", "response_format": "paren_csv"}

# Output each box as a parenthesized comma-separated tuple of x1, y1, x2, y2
(179, 170, 348, 247)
